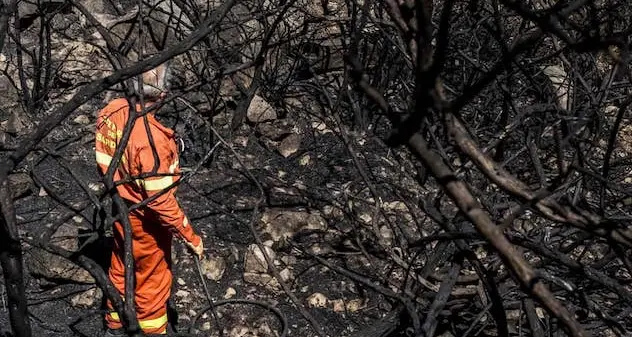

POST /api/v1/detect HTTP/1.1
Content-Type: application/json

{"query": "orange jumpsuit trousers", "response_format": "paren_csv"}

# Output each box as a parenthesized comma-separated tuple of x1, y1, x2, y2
(105, 209, 173, 334)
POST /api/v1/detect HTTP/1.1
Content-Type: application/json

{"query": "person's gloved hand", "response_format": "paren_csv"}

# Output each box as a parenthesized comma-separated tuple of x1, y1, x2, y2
(186, 235, 204, 259)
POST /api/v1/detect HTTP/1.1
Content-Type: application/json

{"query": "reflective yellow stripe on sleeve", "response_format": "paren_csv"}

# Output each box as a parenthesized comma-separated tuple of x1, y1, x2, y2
(95, 151, 127, 167)
(109, 312, 168, 331)
(96, 151, 112, 167)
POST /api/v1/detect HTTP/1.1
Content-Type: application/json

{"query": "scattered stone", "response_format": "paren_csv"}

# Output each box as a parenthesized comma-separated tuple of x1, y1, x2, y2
(71, 287, 102, 308)
(383, 201, 408, 212)
(50, 223, 79, 252)
(311, 121, 332, 134)
(234, 136, 249, 147)
(6, 109, 29, 135)
(201, 322, 211, 331)
(358, 213, 372, 224)
(243, 243, 279, 287)
(175, 289, 190, 298)
(27, 247, 95, 284)
(201, 256, 227, 281)
(605, 105, 619, 115)
(331, 299, 345, 312)
(541, 65, 573, 111)
(247, 95, 277, 123)
(73, 115, 90, 125)
(299, 154, 311, 166)
(279, 268, 293, 282)
(38, 187, 48, 197)
(379, 225, 394, 246)
(260, 209, 327, 244)
(258, 322, 274, 335)
(243, 272, 275, 286)
(306, 292, 328, 308)
(177, 277, 186, 286)
(244, 244, 276, 274)
(280, 255, 297, 266)
(8, 173, 33, 199)
(229, 325, 250, 337)
(224, 287, 236, 299)
(277, 133, 301, 157)
(346, 299, 365, 312)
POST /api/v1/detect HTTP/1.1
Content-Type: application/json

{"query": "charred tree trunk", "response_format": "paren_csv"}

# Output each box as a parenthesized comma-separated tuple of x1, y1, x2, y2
(0, 175, 32, 337)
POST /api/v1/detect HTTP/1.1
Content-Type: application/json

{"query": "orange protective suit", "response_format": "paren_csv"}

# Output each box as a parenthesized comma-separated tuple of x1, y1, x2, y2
(95, 97, 201, 334)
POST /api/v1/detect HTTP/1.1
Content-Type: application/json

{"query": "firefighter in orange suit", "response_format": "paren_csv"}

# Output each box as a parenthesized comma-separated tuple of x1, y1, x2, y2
(95, 63, 204, 336)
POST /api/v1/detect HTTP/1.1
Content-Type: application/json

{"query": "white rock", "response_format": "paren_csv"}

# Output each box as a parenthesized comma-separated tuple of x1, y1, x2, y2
(73, 115, 90, 125)
(306, 292, 328, 308)
(359, 213, 372, 223)
(311, 121, 332, 134)
(277, 133, 300, 157)
(224, 287, 236, 299)
(201, 256, 227, 281)
(346, 299, 365, 312)
(279, 268, 293, 282)
(244, 244, 276, 273)
(175, 289, 190, 297)
(541, 65, 573, 111)
(260, 209, 327, 244)
(71, 287, 102, 308)
(383, 201, 408, 212)
(247, 95, 277, 123)
(234, 136, 249, 147)
(299, 154, 311, 166)
(230, 325, 250, 337)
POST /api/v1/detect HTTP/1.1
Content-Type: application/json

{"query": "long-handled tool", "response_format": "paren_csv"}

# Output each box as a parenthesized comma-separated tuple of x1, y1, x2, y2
(193, 254, 223, 337)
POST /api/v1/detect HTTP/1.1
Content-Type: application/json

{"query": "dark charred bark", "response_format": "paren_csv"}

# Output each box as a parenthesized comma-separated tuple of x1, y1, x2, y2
(0, 175, 32, 337)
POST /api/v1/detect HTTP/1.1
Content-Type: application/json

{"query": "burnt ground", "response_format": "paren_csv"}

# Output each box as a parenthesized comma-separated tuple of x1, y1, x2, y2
(3, 80, 632, 337)
(3, 1, 632, 337)
(0, 90, 432, 337)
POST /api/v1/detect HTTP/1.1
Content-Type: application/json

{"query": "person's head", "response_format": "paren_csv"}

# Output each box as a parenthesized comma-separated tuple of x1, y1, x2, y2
(135, 63, 170, 100)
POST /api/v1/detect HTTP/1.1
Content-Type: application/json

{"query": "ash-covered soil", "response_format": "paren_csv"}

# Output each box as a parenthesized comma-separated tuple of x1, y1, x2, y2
(0, 89, 432, 337)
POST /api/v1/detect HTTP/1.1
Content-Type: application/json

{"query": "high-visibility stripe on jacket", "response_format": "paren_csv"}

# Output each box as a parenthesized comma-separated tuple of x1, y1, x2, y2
(95, 97, 200, 247)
